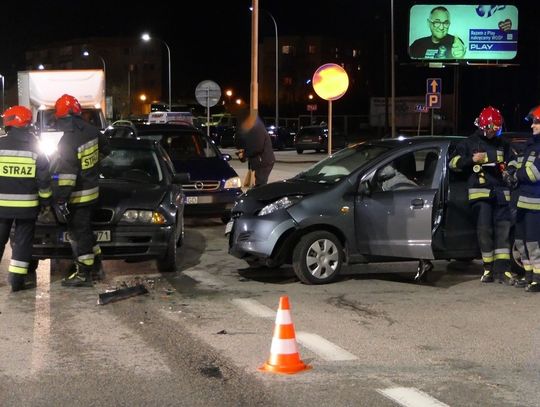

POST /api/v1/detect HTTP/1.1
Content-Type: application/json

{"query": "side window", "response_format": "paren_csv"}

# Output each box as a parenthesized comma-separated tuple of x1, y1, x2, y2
(372, 147, 440, 192)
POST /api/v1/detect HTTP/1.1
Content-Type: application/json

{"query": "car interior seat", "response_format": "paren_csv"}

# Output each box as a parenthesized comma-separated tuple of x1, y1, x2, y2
(422, 151, 439, 186)
(394, 153, 417, 182)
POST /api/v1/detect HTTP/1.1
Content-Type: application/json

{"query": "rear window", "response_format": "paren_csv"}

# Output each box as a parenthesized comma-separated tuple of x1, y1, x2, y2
(138, 131, 219, 159)
(298, 127, 326, 137)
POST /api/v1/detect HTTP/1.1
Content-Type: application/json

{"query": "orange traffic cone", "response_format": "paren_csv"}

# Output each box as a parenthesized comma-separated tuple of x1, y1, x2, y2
(258, 295, 311, 374)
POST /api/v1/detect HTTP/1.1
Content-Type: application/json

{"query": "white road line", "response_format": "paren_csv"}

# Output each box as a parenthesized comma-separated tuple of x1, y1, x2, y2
(231, 298, 276, 318)
(296, 332, 358, 361)
(377, 387, 450, 407)
(183, 269, 226, 287)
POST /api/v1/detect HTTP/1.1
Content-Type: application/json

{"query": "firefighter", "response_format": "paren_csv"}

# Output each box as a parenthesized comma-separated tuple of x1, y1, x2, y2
(508, 105, 540, 292)
(52, 94, 108, 287)
(449, 106, 514, 284)
(0, 106, 51, 292)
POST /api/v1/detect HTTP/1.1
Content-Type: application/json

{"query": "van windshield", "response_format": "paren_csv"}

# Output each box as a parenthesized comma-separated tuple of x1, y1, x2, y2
(39, 109, 104, 130)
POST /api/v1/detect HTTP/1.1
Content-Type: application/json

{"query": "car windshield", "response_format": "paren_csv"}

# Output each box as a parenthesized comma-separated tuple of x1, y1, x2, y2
(293, 144, 391, 184)
(99, 148, 163, 183)
(138, 131, 219, 159)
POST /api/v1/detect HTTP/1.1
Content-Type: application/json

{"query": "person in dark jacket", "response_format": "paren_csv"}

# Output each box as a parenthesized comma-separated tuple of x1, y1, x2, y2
(0, 106, 51, 292)
(507, 105, 540, 292)
(235, 109, 275, 186)
(52, 94, 109, 287)
(449, 106, 514, 284)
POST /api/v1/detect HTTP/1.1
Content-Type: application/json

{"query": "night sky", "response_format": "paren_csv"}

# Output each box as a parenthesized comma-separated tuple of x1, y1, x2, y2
(0, 0, 536, 130)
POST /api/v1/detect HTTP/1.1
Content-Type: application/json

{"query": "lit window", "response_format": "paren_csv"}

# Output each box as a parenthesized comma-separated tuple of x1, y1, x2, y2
(353, 49, 361, 57)
(282, 45, 295, 55)
(283, 77, 293, 85)
(308, 45, 316, 54)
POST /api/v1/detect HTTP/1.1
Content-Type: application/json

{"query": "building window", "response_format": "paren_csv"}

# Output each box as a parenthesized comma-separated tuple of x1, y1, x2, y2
(353, 49, 361, 57)
(283, 77, 293, 85)
(308, 45, 316, 54)
(282, 45, 295, 55)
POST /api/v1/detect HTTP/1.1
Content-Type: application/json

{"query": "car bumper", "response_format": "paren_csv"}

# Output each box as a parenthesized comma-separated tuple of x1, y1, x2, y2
(184, 189, 242, 217)
(228, 211, 296, 259)
(32, 224, 174, 260)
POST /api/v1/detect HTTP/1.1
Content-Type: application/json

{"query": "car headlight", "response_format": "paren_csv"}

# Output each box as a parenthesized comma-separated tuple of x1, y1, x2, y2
(121, 209, 166, 224)
(258, 195, 302, 216)
(224, 176, 242, 189)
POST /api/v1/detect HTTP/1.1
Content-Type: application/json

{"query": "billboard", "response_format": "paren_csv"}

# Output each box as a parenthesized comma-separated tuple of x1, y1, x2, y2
(408, 5, 518, 60)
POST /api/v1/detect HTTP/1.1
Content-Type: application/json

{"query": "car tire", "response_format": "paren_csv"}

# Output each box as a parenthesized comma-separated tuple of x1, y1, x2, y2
(157, 231, 177, 273)
(292, 231, 343, 284)
(221, 214, 231, 224)
(511, 240, 525, 275)
(296, 148, 303, 154)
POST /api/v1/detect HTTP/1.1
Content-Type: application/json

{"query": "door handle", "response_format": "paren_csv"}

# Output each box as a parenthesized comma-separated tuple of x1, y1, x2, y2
(411, 198, 424, 209)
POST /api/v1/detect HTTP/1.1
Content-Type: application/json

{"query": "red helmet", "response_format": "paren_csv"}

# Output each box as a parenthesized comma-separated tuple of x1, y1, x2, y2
(54, 94, 82, 118)
(526, 105, 540, 123)
(2, 106, 33, 128)
(475, 106, 503, 130)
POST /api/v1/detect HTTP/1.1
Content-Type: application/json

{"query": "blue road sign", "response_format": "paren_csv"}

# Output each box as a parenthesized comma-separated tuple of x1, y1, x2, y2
(426, 78, 442, 94)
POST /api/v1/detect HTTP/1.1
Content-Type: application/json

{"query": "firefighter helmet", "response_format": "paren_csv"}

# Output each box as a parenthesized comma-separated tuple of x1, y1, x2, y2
(475, 106, 503, 130)
(2, 106, 33, 128)
(526, 105, 540, 123)
(54, 94, 82, 118)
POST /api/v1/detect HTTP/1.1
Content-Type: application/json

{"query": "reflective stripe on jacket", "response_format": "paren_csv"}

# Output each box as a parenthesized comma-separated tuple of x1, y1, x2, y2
(0, 128, 51, 219)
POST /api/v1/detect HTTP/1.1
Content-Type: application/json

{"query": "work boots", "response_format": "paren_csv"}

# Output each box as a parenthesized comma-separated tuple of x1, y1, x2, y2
(92, 255, 105, 281)
(61, 262, 93, 287)
(8, 272, 26, 292)
(515, 271, 533, 288)
(498, 271, 517, 286)
(480, 269, 494, 283)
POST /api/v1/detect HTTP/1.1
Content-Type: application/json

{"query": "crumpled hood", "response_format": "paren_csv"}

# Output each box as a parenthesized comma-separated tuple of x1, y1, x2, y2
(242, 179, 329, 202)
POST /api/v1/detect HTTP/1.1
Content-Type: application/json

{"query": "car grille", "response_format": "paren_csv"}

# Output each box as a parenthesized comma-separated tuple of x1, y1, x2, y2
(92, 209, 114, 223)
(182, 181, 221, 191)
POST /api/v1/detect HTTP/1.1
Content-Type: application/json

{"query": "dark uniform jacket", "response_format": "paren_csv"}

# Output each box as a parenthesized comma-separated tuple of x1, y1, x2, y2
(0, 127, 51, 218)
(449, 130, 512, 204)
(509, 134, 540, 210)
(52, 116, 109, 207)
(237, 116, 275, 171)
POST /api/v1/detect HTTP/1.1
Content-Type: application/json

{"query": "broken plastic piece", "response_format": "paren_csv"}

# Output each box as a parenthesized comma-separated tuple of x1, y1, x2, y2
(97, 284, 149, 305)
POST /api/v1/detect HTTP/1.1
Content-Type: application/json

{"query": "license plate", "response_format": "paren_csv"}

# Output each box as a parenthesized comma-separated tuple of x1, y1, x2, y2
(224, 220, 234, 235)
(62, 230, 111, 243)
(186, 196, 198, 204)
(185, 196, 213, 204)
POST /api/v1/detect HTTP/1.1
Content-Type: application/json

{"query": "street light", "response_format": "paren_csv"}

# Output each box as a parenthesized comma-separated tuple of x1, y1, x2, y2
(82, 50, 106, 76)
(251, 7, 279, 127)
(141, 33, 172, 112)
(0, 74, 4, 114)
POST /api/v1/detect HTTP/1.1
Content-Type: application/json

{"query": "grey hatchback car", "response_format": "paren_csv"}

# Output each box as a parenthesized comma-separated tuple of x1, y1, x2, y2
(227, 136, 486, 284)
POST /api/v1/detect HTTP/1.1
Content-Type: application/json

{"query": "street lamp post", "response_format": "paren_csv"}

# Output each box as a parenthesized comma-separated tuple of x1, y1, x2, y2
(0, 74, 4, 114)
(141, 33, 172, 112)
(251, 7, 279, 127)
(82, 50, 106, 77)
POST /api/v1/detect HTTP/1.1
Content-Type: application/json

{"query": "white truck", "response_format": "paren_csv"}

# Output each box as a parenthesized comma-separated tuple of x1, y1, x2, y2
(17, 69, 107, 154)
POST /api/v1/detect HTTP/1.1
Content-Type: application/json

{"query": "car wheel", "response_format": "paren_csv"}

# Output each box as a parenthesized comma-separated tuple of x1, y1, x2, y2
(157, 231, 177, 273)
(292, 231, 343, 284)
(511, 240, 525, 275)
(296, 148, 303, 154)
(221, 214, 231, 224)
(176, 215, 184, 248)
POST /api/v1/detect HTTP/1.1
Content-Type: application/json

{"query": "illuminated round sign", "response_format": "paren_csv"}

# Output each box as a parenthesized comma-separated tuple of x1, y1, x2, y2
(312, 63, 349, 101)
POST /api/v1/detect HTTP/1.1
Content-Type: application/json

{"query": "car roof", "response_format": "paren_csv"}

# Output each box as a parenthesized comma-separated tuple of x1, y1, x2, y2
(362, 135, 466, 147)
(108, 120, 204, 138)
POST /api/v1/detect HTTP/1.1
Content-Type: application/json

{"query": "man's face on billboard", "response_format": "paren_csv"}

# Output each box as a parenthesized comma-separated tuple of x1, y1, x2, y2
(428, 9, 450, 41)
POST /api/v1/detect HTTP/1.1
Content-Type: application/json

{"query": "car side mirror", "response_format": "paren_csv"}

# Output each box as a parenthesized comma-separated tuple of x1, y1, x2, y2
(222, 153, 232, 161)
(358, 180, 371, 196)
(173, 172, 190, 184)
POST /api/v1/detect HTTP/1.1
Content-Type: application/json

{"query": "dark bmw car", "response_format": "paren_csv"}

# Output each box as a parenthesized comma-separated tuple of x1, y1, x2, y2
(106, 121, 242, 223)
(227, 136, 497, 284)
(32, 138, 188, 272)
